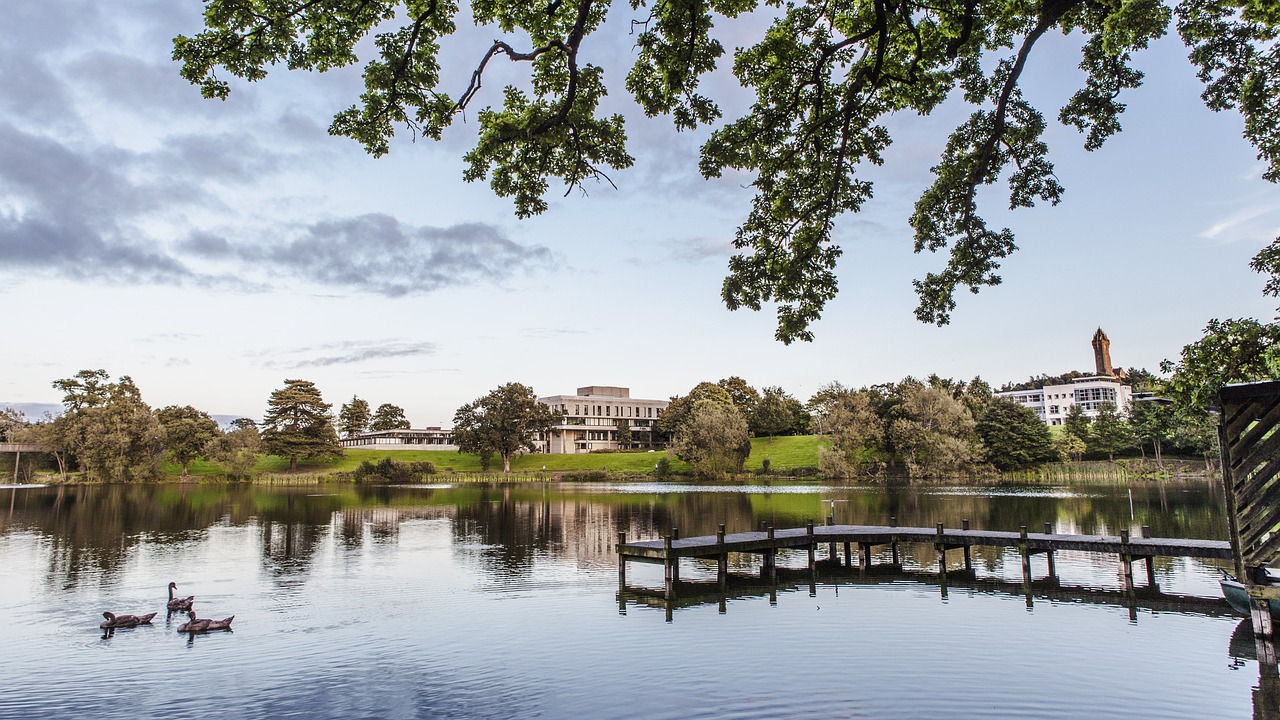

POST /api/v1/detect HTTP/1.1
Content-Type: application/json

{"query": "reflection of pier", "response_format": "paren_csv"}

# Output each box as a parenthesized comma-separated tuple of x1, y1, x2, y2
(617, 520, 1233, 599)
(617, 563, 1235, 621)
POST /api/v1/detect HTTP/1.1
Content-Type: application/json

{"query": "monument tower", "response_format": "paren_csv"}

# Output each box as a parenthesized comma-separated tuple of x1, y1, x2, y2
(1092, 328, 1114, 377)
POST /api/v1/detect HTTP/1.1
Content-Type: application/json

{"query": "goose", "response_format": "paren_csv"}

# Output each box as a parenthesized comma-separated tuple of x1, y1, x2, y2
(166, 582, 194, 612)
(100, 611, 157, 629)
(177, 610, 234, 633)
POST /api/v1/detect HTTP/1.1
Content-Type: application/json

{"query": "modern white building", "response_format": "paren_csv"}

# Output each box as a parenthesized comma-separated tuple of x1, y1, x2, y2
(339, 427, 457, 451)
(995, 376, 1134, 426)
(536, 386, 669, 454)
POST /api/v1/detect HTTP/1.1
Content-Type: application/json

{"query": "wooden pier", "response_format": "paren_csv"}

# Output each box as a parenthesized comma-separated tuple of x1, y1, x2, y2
(616, 519, 1232, 599)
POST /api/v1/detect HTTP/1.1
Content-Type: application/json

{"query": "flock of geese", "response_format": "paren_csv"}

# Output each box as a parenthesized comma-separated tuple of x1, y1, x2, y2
(99, 582, 234, 635)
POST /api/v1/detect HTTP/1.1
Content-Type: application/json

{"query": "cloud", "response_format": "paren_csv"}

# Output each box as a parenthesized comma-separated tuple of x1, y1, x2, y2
(178, 215, 557, 296)
(263, 340, 441, 368)
(1200, 203, 1280, 243)
(662, 236, 734, 261)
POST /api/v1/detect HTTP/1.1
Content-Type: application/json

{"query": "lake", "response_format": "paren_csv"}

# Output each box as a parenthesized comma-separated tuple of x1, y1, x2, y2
(0, 479, 1270, 719)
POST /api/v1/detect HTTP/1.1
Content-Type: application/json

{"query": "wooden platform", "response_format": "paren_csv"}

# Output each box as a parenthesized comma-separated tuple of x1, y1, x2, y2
(616, 521, 1232, 599)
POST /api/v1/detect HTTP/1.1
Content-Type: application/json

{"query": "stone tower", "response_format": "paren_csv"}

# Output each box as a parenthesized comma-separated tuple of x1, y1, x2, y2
(1092, 328, 1113, 377)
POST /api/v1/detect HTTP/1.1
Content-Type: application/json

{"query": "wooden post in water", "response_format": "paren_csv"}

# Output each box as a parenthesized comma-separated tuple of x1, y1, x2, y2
(767, 526, 777, 582)
(1120, 529, 1135, 594)
(1142, 525, 1156, 588)
(1044, 522, 1057, 579)
(961, 519, 972, 571)
(717, 524, 727, 591)
(827, 514, 837, 561)
(617, 531, 627, 588)
(1019, 525, 1032, 586)
(890, 516, 900, 565)
(663, 534, 675, 600)
(671, 528, 680, 583)
(935, 523, 947, 579)
(806, 520, 815, 572)
(1254, 599, 1275, 639)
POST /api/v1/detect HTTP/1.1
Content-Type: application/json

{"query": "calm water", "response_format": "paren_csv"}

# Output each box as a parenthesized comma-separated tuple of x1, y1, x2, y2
(0, 479, 1270, 719)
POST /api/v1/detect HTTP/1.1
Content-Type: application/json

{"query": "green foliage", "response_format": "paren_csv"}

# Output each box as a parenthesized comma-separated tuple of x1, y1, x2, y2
(653, 455, 671, 479)
(1089, 402, 1136, 461)
(172, 0, 1280, 343)
(452, 382, 557, 472)
(672, 399, 751, 478)
(156, 405, 221, 476)
(352, 457, 436, 483)
(260, 379, 343, 472)
(886, 385, 982, 478)
(370, 403, 411, 431)
(976, 399, 1056, 470)
(49, 372, 165, 482)
(614, 417, 632, 448)
(752, 386, 796, 440)
(204, 422, 263, 480)
(1161, 317, 1280, 411)
(0, 407, 26, 442)
(339, 396, 371, 437)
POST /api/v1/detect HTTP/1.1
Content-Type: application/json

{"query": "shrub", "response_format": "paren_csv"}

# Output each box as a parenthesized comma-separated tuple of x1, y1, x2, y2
(654, 456, 671, 479)
(352, 457, 436, 483)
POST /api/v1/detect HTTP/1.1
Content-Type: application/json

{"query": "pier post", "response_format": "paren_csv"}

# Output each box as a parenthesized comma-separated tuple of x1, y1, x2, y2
(671, 528, 680, 583)
(890, 516, 900, 565)
(962, 519, 972, 571)
(827, 514, 837, 561)
(1142, 525, 1156, 588)
(1120, 529, 1134, 594)
(935, 523, 947, 578)
(1253, 599, 1275, 639)
(806, 520, 815, 572)
(767, 526, 777, 582)
(717, 524, 727, 591)
(1044, 522, 1056, 579)
(664, 534, 675, 600)
(844, 542, 852, 568)
(617, 531, 627, 588)
(1019, 526, 1032, 586)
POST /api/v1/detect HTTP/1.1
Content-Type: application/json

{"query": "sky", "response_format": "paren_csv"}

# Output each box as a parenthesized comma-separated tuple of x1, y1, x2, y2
(1, 1, 1277, 427)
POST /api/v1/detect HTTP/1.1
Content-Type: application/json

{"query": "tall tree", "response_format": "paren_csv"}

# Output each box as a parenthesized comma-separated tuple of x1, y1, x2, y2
(60, 374, 165, 482)
(717, 376, 761, 418)
(339, 396, 372, 437)
(673, 400, 751, 479)
(204, 421, 263, 480)
(260, 380, 343, 472)
(975, 399, 1057, 471)
(1129, 399, 1175, 467)
(0, 407, 26, 442)
(156, 405, 221, 477)
(370, 403, 411, 431)
(614, 418, 632, 449)
(451, 383, 557, 473)
(173, 1, 1280, 343)
(752, 386, 796, 441)
(813, 387, 885, 478)
(1089, 402, 1136, 462)
(886, 385, 982, 478)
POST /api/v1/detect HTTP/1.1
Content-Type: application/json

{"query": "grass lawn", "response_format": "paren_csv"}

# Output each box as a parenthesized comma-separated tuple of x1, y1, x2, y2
(159, 435, 825, 480)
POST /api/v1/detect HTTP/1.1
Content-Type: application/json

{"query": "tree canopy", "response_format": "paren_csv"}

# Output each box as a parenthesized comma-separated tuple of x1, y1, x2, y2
(339, 396, 372, 437)
(171, 0, 1280, 343)
(156, 405, 221, 476)
(451, 382, 557, 472)
(260, 379, 343, 471)
(370, 403, 412, 431)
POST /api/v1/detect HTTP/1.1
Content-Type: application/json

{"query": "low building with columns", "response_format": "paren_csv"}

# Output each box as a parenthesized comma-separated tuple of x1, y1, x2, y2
(536, 386, 669, 454)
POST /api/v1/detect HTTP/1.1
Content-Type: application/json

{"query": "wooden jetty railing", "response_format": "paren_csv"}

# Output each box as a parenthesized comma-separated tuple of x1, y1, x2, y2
(1216, 381, 1280, 644)
(616, 520, 1231, 600)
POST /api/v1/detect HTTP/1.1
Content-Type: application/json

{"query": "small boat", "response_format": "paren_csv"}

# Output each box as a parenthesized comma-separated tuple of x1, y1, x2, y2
(1220, 569, 1280, 615)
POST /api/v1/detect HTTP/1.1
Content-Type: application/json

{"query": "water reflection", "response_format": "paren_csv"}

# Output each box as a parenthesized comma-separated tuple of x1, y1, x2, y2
(0, 479, 1254, 720)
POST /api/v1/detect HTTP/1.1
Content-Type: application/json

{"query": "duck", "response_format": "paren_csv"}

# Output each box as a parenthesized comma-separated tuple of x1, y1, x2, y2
(166, 582, 194, 612)
(176, 610, 234, 633)
(100, 611, 157, 629)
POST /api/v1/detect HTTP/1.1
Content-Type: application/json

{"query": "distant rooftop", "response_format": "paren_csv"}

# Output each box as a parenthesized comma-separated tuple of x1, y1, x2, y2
(577, 386, 630, 398)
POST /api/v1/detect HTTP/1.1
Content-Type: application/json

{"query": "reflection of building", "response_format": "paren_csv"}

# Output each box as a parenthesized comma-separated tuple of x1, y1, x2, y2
(995, 376, 1134, 426)
(536, 386, 669, 454)
(339, 427, 457, 450)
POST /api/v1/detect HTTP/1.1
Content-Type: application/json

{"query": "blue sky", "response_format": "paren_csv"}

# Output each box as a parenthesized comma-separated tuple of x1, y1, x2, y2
(1, 1, 1276, 427)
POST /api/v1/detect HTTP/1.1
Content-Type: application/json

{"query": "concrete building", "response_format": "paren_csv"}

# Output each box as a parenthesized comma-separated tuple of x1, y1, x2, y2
(995, 328, 1134, 425)
(339, 427, 457, 451)
(995, 376, 1134, 426)
(536, 386, 669, 454)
